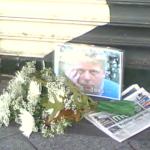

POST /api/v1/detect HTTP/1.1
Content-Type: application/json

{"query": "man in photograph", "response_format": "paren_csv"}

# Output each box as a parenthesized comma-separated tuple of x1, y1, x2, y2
(62, 49, 120, 99)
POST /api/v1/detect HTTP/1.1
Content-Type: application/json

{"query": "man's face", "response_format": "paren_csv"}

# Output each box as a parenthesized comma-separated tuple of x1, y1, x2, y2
(71, 61, 105, 94)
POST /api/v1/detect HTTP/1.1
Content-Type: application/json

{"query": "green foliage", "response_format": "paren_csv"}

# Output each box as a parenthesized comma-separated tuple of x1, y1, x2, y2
(65, 78, 91, 112)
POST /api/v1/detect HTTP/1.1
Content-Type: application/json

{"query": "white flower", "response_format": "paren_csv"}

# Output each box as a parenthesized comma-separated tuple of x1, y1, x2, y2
(19, 109, 35, 138)
(27, 81, 41, 107)
(15, 72, 25, 83)
(48, 96, 55, 104)
(56, 89, 65, 102)
(47, 82, 65, 103)
(28, 81, 41, 97)
(0, 92, 11, 127)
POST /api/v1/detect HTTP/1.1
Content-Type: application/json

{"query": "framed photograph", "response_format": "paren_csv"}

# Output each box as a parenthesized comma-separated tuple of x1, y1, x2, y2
(54, 43, 123, 100)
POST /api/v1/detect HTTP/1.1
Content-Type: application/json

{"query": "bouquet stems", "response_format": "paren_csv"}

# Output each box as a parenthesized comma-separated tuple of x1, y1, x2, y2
(96, 100, 136, 116)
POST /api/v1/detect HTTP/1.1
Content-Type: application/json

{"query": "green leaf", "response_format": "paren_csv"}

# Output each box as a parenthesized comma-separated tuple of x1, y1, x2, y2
(41, 92, 64, 120)
(65, 78, 91, 112)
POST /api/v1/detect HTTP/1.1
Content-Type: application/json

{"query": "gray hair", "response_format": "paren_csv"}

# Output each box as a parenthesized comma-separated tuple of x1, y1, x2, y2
(60, 44, 107, 72)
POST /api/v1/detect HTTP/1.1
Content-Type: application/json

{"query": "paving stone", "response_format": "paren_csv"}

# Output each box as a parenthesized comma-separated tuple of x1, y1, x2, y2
(126, 140, 150, 150)
(30, 133, 136, 150)
(0, 123, 20, 139)
(0, 134, 36, 150)
(29, 120, 150, 150)
(137, 141, 150, 150)
(29, 120, 135, 150)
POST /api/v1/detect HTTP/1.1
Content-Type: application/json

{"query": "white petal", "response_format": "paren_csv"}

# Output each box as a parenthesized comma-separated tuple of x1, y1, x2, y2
(29, 81, 41, 97)
(48, 97, 55, 104)
(57, 95, 63, 103)
(19, 126, 32, 138)
(19, 109, 35, 138)
(16, 72, 25, 83)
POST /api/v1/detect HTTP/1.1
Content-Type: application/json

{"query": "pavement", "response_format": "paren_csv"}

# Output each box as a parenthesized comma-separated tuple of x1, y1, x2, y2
(0, 75, 150, 150)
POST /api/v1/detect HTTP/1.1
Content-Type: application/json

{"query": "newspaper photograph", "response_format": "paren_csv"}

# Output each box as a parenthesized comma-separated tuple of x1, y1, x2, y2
(85, 84, 150, 142)
(121, 84, 140, 99)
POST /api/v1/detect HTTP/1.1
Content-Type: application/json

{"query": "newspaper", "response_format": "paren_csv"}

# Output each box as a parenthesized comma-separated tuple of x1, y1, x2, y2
(85, 84, 150, 142)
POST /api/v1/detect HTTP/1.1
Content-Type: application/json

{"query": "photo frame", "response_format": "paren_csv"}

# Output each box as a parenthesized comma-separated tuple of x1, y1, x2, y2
(54, 43, 123, 100)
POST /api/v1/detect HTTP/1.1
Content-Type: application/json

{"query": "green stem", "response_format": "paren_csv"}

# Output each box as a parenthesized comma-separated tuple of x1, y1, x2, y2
(96, 100, 136, 116)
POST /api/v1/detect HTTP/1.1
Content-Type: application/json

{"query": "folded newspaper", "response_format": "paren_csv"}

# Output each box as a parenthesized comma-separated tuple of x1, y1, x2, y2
(85, 84, 150, 142)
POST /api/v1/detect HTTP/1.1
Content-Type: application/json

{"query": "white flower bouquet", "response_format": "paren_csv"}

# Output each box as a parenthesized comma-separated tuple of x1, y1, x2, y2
(0, 61, 136, 138)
